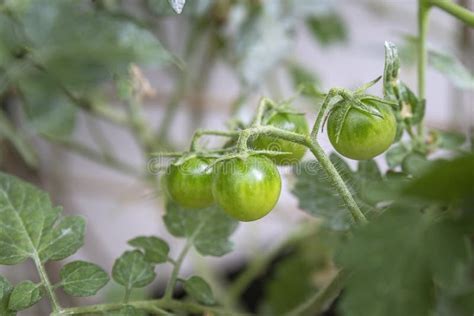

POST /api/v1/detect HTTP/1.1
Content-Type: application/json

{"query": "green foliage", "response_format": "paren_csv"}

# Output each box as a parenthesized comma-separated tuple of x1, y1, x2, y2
(112, 250, 156, 289)
(0, 172, 84, 265)
(338, 154, 474, 316)
(60, 261, 109, 297)
(306, 12, 347, 45)
(128, 236, 170, 264)
(0, 276, 14, 316)
(292, 154, 379, 229)
(183, 276, 215, 306)
(163, 201, 238, 256)
(429, 51, 474, 90)
(8, 280, 43, 311)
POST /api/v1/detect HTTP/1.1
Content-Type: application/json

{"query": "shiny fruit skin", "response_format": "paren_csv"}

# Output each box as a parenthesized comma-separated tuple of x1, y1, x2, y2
(212, 156, 281, 221)
(327, 100, 397, 160)
(165, 157, 214, 209)
(252, 113, 309, 165)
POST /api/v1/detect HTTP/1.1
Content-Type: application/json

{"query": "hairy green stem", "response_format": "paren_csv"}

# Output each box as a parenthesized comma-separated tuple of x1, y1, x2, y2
(285, 270, 347, 316)
(190, 129, 238, 151)
(418, 0, 430, 137)
(54, 299, 248, 316)
(310, 88, 339, 139)
(163, 240, 193, 300)
(305, 142, 367, 224)
(34, 256, 62, 313)
(430, 0, 474, 26)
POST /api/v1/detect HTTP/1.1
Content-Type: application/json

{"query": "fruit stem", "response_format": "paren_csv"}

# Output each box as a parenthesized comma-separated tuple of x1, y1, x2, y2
(417, 0, 430, 138)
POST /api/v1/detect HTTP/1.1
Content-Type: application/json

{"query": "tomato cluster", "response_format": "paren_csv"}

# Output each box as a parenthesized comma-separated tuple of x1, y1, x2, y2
(165, 155, 282, 221)
(165, 112, 308, 222)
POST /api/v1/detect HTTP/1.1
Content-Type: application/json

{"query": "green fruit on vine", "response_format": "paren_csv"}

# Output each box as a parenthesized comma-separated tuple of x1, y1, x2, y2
(327, 100, 397, 160)
(252, 112, 309, 165)
(212, 156, 281, 221)
(165, 157, 214, 209)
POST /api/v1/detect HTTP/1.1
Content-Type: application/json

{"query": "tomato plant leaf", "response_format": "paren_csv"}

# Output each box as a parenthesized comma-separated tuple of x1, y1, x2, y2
(59, 261, 109, 297)
(435, 130, 467, 151)
(287, 62, 321, 93)
(8, 281, 43, 311)
(163, 202, 238, 257)
(0, 111, 38, 168)
(183, 276, 215, 306)
(0, 172, 84, 265)
(429, 50, 474, 90)
(0, 276, 15, 316)
(292, 156, 352, 230)
(112, 250, 156, 289)
(306, 11, 347, 46)
(383, 41, 400, 101)
(128, 236, 170, 264)
(18, 73, 77, 138)
(385, 142, 411, 169)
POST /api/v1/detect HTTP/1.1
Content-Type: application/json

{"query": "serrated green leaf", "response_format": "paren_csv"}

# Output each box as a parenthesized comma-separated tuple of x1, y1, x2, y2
(0, 276, 15, 316)
(306, 12, 347, 46)
(60, 261, 109, 297)
(112, 250, 156, 289)
(128, 236, 170, 264)
(38, 216, 85, 262)
(183, 276, 215, 306)
(0, 172, 83, 265)
(163, 202, 238, 257)
(429, 50, 474, 90)
(0, 111, 38, 168)
(8, 281, 43, 311)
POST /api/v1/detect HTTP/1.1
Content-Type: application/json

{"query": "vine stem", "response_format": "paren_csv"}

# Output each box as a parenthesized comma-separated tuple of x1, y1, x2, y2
(417, 0, 430, 138)
(163, 240, 193, 300)
(429, 0, 474, 26)
(54, 299, 248, 316)
(34, 255, 62, 313)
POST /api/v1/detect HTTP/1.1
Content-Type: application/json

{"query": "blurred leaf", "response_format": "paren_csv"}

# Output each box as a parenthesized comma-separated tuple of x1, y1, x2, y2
(385, 143, 411, 169)
(164, 202, 238, 257)
(8, 281, 43, 311)
(0, 111, 38, 168)
(383, 41, 400, 101)
(0, 172, 84, 265)
(435, 130, 467, 151)
(19, 73, 77, 137)
(306, 12, 347, 45)
(14, 0, 171, 91)
(339, 207, 462, 316)
(60, 261, 109, 297)
(168, 0, 186, 14)
(128, 236, 170, 264)
(287, 62, 321, 94)
(231, 3, 293, 87)
(183, 276, 215, 306)
(401, 152, 431, 178)
(429, 51, 474, 90)
(0, 276, 15, 316)
(112, 250, 156, 289)
(404, 154, 474, 202)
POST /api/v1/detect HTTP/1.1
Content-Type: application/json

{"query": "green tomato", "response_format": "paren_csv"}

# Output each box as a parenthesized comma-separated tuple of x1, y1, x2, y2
(327, 100, 397, 160)
(252, 112, 309, 165)
(212, 156, 281, 221)
(165, 157, 214, 209)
